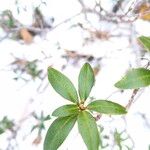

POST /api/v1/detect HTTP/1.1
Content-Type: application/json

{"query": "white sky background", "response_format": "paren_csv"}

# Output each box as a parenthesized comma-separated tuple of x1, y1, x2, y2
(0, 0, 150, 150)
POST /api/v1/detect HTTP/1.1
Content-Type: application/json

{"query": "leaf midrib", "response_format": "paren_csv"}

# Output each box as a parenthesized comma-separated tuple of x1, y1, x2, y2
(80, 65, 88, 100)
(89, 105, 122, 112)
(54, 106, 79, 115)
(50, 116, 75, 147)
(50, 71, 77, 102)
(84, 66, 88, 99)
(82, 112, 95, 150)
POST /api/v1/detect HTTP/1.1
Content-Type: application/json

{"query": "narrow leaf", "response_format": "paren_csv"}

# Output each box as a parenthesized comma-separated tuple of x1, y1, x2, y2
(52, 104, 79, 117)
(44, 115, 77, 150)
(48, 67, 78, 103)
(77, 111, 100, 150)
(138, 36, 150, 51)
(78, 63, 95, 102)
(115, 68, 150, 89)
(87, 100, 127, 115)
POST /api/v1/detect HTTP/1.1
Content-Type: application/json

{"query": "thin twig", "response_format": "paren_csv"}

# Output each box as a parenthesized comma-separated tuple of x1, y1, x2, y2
(51, 12, 82, 30)
(126, 89, 139, 110)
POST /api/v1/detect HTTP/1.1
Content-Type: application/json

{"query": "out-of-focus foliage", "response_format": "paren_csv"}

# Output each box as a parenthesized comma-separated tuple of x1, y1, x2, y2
(0, 10, 17, 30)
(98, 126, 134, 150)
(0, 117, 14, 135)
(113, 129, 132, 150)
(139, 36, 150, 52)
(31, 112, 51, 145)
(115, 68, 150, 89)
(115, 35, 150, 89)
(98, 126, 109, 149)
(10, 58, 43, 81)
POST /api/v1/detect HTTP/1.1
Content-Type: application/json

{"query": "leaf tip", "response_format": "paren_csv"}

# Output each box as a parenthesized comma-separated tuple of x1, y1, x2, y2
(124, 109, 127, 114)
(84, 62, 90, 65)
(114, 81, 121, 89)
(83, 62, 92, 69)
(51, 112, 56, 117)
(47, 66, 53, 71)
(121, 108, 127, 114)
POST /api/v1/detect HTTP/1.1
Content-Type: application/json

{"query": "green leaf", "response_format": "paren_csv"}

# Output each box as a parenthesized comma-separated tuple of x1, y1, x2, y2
(115, 68, 150, 89)
(78, 63, 95, 102)
(47, 67, 78, 103)
(0, 116, 14, 135)
(138, 36, 150, 51)
(87, 100, 127, 115)
(52, 104, 79, 117)
(44, 115, 77, 150)
(0, 128, 5, 135)
(77, 111, 100, 150)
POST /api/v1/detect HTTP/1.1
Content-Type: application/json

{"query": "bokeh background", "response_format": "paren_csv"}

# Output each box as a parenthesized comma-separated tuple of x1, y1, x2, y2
(0, 0, 150, 149)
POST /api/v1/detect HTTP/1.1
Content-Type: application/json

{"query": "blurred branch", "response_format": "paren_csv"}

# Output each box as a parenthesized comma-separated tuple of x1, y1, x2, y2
(126, 89, 139, 110)
(137, 112, 150, 128)
(126, 60, 150, 110)
(0, 34, 9, 42)
(51, 12, 82, 30)
(112, 0, 124, 13)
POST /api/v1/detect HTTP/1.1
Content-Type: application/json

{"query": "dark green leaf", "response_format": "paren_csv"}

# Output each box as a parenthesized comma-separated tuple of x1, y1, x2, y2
(77, 111, 100, 150)
(139, 36, 150, 52)
(44, 115, 51, 121)
(115, 68, 150, 89)
(47, 67, 78, 103)
(87, 100, 127, 115)
(44, 115, 77, 150)
(78, 63, 95, 102)
(52, 104, 79, 117)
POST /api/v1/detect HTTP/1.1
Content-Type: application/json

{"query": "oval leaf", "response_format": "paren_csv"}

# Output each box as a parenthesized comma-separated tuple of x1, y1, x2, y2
(115, 68, 150, 89)
(48, 67, 78, 103)
(77, 111, 100, 150)
(44, 115, 77, 150)
(78, 63, 95, 102)
(87, 100, 127, 115)
(138, 36, 150, 52)
(52, 104, 79, 117)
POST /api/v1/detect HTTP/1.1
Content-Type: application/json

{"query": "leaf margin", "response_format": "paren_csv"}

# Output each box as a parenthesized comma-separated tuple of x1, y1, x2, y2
(78, 63, 95, 102)
(77, 111, 100, 150)
(47, 67, 79, 103)
(52, 104, 80, 117)
(115, 68, 150, 89)
(87, 100, 127, 115)
(44, 115, 77, 150)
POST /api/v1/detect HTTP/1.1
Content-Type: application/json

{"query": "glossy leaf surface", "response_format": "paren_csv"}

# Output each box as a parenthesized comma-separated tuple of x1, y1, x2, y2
(52, 104, 79, 117)
(77, 111, 100, 150)
(44, 115, 77, 150)
(87, 100, 127, 115)
(78, 63, 95, 102)
(48, 67, 78, 103)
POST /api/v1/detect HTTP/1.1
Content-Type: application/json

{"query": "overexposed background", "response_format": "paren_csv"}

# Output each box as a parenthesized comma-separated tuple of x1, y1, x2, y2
(0, 0, 150, 149)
